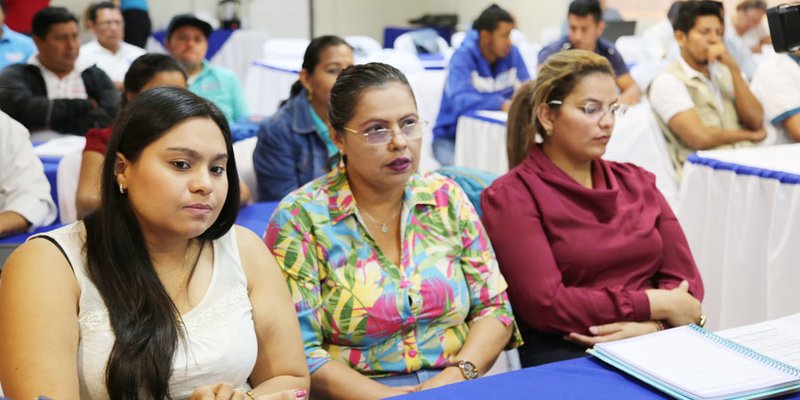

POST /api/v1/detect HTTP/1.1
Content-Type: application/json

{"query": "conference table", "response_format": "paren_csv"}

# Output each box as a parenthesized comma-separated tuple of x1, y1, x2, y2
(392, 355, 800, 399)
(677, 144, 800, 331)
(392, 351, 800, 399)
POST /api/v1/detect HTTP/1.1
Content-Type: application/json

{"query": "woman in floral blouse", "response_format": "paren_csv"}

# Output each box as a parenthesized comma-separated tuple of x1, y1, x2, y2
(265, 62, 521, 399)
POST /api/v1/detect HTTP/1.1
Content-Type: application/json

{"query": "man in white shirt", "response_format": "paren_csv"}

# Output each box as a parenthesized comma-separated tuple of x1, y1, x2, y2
(0, 7, 118, 135)
(648, 0, 764, 177)
(750, 51, 800, 144)
(0, 110, 56, 237)
(728, 0, 770, 53)
(77, 1, 144, 89)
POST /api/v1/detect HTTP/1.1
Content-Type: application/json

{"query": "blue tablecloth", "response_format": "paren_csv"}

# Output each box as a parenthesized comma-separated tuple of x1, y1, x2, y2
(152, 29, 235, 60)
(391, 356, 800, 399)
(41, 157, 59, 212)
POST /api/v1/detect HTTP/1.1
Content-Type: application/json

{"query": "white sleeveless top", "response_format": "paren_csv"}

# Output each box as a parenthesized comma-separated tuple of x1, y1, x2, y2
(37, 223, 258, 399)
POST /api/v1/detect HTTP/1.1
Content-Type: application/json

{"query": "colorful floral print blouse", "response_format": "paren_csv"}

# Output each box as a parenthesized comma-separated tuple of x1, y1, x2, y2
(265, 166, 521, 376)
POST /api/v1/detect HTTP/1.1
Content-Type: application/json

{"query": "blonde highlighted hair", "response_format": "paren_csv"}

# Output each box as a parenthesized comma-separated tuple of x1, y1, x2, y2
(507, 49, 615, 169)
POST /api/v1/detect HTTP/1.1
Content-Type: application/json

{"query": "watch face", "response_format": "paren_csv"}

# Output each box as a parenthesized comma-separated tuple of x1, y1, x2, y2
(460, 360, 479, 379)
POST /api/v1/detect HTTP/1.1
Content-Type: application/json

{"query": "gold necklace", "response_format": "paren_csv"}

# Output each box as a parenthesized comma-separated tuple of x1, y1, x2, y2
(360, 206, 402, 234)
(173, 239, 202, 310)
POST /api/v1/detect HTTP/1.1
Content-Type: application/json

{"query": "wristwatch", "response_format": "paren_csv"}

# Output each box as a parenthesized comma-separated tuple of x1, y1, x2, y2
(448, 359, 479, 380)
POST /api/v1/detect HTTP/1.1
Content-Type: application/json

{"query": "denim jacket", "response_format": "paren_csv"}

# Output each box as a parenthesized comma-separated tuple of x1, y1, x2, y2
(254, 89, 330, 201)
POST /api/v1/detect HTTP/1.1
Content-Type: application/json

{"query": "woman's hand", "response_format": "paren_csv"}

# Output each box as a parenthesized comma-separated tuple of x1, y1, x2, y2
(564, 321, 661, 347)
(191, 383, 246, 400)
(646, 280, 702, 327)
(415, 367, 464, 391)
(191, 383, 308, 400)
(662, 281, 702, 327)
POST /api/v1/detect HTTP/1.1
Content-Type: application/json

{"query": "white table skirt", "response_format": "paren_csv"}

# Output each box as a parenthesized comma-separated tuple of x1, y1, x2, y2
(453, 110, 508, 173)
(243, 59, 300, 119)
(677, 144, 800, 330)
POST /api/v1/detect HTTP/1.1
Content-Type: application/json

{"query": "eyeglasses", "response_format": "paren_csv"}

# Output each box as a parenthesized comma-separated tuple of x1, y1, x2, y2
(548, 100, 629, 120)
(343, 119, 428, 145)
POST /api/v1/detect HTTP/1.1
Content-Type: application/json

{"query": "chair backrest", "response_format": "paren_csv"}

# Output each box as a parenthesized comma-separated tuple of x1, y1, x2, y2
(56, 149, 84, 224)
(233, 136, 258, 198)
(262, 38, 311, 61)
(345, 35, 382, 58)
(362, 48, 425, 76)
(615, 35, 646, 66)
(435, 166, 499, 217)
(511, 28, 530, 45)
(540, 25, 562, 46)
(393, 29, 450, 56)
(604, 101, 680, 209)
(450, 31, 467, 49)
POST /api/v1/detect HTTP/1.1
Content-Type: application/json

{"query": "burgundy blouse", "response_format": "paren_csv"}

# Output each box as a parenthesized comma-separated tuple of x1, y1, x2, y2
(481, 145, 704, 335)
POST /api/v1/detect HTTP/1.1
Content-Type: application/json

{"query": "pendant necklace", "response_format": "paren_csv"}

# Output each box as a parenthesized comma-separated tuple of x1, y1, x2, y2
(360, 206, 401, 234)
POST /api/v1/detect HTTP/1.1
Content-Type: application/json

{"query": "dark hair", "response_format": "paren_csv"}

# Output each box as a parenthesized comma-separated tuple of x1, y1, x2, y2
(736, 0, 767, 12)
(328, 62, 414, 134)
(473, 4, 515, 32)
(672, 1, 724, 34)
(568, 0, 603, 23)
(0, 1, 5, 13)
(507, 49, 614, 168)
(83, 87, 239, 400)
(122, 54, 188, 107)
(32, 6, 79, 38)
(668, 1, 685, 26)
(288, 35, 352, 98)
(87, 1, 117, 23)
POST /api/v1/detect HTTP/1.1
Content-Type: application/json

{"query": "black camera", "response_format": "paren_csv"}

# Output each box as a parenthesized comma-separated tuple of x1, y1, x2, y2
(767, 4, 800, 53)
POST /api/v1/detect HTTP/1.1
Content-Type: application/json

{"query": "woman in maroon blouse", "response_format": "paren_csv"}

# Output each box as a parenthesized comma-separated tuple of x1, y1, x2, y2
(481, 49, 705, 367)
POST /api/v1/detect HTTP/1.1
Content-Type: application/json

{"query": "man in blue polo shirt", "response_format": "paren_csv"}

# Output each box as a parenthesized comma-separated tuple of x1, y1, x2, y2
(165, 14, 248, 122)
(432, 4, 530, 166)
(0, 0, 35, 70)
(539, 0, 641, 105)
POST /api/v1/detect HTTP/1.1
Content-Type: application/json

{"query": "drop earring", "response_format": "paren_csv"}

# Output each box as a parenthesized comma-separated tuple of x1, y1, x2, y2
(119, 183, 127, 194)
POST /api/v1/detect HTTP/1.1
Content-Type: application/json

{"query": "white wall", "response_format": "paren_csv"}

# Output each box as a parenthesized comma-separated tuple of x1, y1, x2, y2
(51, 0, 311, 38)
(53, 0, 570, 44)
(312, 0, 571, 45)
(51, 0, 784, 45)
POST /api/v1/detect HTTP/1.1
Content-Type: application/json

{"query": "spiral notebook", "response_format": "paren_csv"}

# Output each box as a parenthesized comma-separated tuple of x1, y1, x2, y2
(588, 324, 800, 400)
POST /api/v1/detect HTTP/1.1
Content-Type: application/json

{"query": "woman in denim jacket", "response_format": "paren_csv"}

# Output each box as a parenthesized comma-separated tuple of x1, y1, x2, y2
(253, 36, 354, 201)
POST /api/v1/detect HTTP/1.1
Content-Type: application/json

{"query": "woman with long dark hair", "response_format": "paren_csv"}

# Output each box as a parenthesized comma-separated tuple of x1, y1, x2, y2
(0, 87, 309, 399)
(76, 53, 250, 220)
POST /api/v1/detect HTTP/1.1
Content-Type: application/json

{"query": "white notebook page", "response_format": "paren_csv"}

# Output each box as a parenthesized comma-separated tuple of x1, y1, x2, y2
(595, 326, 798, 399)
(718, 313, 800, 369)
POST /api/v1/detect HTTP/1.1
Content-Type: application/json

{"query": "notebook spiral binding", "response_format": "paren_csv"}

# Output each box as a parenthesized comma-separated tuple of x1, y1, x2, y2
(690, 324, 800, 377)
